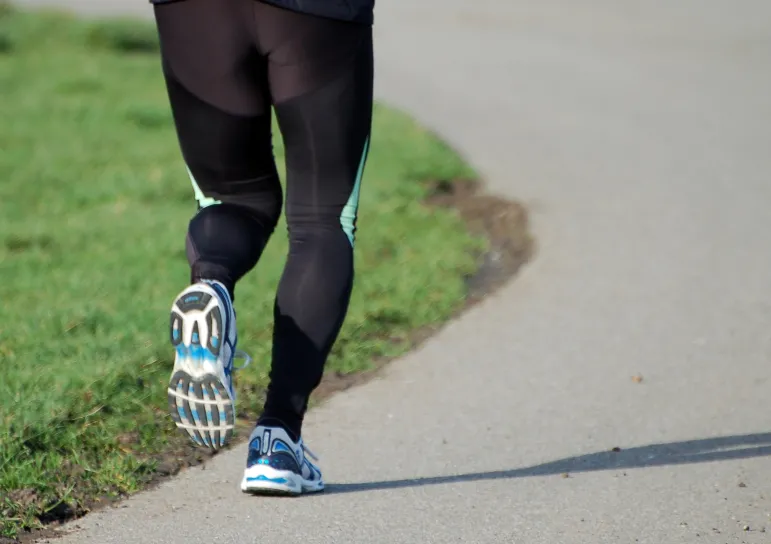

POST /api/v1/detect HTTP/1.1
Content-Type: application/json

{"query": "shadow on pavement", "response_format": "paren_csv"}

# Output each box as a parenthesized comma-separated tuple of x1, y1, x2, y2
(324, 432, 771, 495)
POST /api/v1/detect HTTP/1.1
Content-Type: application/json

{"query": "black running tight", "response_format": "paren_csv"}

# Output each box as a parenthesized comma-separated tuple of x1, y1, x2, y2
(153, 0, 373, 440)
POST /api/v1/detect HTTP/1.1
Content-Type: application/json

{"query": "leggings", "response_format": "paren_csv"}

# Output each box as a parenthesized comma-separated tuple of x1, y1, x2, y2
(153, 0, 374, 440)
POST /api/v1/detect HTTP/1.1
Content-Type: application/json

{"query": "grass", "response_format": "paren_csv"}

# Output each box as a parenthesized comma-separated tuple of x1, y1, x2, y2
(0, 7, 485, 539)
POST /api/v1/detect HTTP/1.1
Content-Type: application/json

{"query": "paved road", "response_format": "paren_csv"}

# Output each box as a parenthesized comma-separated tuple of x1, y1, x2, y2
(19, 0, 771, 542)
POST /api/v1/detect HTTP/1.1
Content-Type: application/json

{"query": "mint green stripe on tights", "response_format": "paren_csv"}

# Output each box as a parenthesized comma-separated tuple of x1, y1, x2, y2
(340, 136, 370, 247)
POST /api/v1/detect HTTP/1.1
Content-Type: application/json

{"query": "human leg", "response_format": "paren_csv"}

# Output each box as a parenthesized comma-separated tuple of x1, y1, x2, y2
(241, 2, 374, 494)
(153, 0, 281, 448)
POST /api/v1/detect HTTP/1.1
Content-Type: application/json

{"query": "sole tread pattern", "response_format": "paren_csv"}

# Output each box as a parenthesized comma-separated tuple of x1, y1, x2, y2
(168, 289, 234, 450)
(168, 372, 235, 449)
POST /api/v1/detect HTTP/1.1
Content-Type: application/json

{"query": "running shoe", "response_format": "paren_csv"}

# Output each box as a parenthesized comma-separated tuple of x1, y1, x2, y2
(167, 280, 250, 450)
(240, 425, 324, 495)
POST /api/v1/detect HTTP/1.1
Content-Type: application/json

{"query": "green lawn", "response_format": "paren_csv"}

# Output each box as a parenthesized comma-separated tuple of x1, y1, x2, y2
(0, 7, 484, 538)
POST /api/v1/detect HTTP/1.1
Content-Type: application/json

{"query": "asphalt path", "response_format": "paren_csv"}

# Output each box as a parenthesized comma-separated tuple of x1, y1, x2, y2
(15, 0, 771, 542)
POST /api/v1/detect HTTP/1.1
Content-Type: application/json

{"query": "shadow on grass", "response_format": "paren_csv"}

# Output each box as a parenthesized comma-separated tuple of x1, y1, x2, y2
(324, 432, 771, 494)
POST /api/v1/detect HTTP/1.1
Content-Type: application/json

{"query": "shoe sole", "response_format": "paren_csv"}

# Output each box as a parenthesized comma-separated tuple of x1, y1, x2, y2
(240, 467, 324, 496)
(167, 288, 234, 450)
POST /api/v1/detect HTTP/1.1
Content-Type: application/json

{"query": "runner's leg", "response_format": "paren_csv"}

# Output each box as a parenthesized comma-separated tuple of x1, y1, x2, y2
(154, 0, 282, 297)
(153, 0, 281, 448)
(251, 2, 374, 440)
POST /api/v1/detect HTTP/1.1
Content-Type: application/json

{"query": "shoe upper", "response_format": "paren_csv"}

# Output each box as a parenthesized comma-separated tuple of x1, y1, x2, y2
(202, 280, 238, 397)
(246, 425, 322, 483)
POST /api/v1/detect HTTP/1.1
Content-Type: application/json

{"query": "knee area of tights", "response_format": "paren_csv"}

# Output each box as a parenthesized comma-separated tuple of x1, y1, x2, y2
(191, 202, 279, 234)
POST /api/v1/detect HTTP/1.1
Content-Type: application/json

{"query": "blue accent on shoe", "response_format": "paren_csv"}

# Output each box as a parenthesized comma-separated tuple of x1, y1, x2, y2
(272, 440, 292, 455)
(246, 475, 288, 484)
(211, 337, 219, 348)
(246, 439, 302, 473)
(192, 332, 199, 343)
(210, 383, 226, 427)
(188, 384, 209, 447)
(188, 386, 199, 416)
(183, 344, 217, 364)
(175, 383, 186, 422)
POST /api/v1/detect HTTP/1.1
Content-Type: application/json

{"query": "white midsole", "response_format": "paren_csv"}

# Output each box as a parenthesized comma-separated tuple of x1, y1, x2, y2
(241, 465, 302, 494)
(240, 465, 324, 495)
(167, 387, 231, 405)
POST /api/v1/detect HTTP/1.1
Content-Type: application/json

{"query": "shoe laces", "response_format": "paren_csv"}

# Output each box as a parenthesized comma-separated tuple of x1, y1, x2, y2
(233, 349, 252, 371)
(303, 443, 319, 462)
